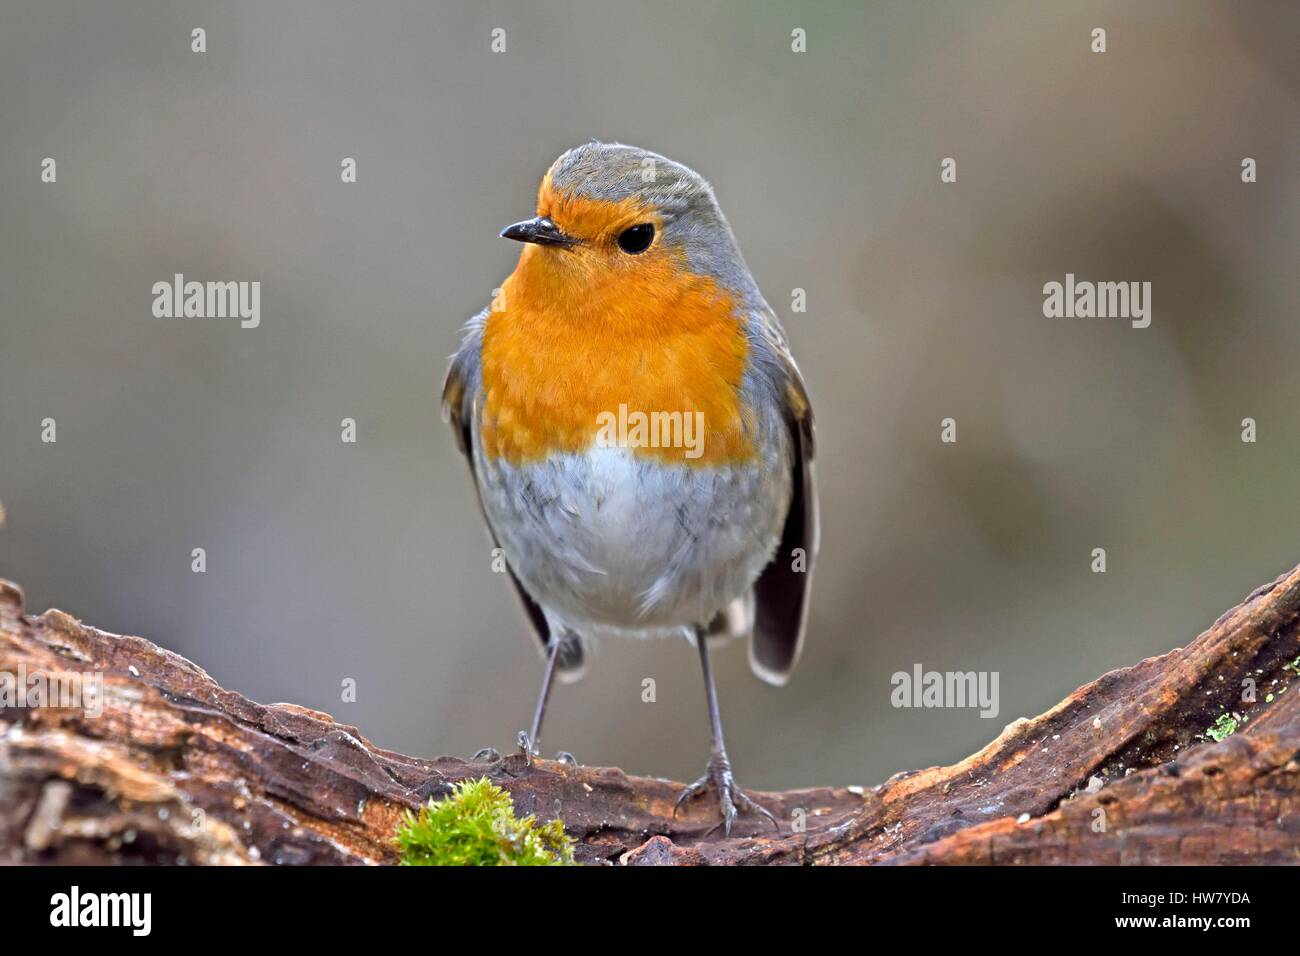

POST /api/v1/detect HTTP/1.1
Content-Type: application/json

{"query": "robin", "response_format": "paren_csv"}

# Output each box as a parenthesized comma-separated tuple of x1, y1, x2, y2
(442, 142, 817, 834)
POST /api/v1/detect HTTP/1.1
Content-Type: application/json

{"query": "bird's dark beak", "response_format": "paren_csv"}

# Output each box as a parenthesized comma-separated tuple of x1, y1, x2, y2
(500, 216, 579, 248)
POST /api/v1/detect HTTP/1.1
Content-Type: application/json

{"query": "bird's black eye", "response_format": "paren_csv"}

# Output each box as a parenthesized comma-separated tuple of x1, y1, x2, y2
(616, 223, 655, 254)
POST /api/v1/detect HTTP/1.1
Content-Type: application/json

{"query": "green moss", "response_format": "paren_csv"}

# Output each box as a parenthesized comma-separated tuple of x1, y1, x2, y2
(1205, 712, 1239, 743)
(394, 777, 576, 866)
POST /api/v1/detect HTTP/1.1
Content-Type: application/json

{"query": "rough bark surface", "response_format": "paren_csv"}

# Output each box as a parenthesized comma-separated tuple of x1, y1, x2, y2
(1, 564, 1298, 866)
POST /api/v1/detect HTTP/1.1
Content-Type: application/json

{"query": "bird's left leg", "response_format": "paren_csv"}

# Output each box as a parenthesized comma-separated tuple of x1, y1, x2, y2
(674, 627, 779, 836)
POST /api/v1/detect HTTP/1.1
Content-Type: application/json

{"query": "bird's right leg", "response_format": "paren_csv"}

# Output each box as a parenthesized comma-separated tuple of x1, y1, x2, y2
(519, 633, 564, 757)
(473, 634, 565, 763)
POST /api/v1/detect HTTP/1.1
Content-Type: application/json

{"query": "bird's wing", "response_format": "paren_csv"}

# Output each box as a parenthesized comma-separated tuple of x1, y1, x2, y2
(441, 311, 583, 674)
(746, 313, 818, 686)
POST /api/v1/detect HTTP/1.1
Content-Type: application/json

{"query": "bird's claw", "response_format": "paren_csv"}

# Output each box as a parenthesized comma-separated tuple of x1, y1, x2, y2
(516, 730, 535, 766)
(673, 751, 780, 837)
(478, 736, 571, 769)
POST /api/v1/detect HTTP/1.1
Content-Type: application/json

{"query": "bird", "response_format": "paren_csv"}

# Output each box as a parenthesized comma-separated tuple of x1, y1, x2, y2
(442, 142, 817, 835)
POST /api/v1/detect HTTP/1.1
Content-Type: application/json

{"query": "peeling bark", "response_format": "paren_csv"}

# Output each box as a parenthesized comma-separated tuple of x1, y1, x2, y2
(1, 564, 1298, 865)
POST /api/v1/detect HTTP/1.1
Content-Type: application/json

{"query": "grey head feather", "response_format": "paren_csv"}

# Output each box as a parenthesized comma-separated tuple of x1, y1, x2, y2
(547, 142, 768, 314)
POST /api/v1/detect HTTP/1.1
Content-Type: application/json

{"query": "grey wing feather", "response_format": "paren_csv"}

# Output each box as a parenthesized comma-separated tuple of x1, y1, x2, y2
(746, 312, 818, 686)
(441, 311, 583, 674)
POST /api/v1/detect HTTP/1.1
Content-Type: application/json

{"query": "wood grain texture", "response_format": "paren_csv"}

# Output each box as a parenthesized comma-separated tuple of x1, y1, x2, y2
(1, 563, 1298, 865)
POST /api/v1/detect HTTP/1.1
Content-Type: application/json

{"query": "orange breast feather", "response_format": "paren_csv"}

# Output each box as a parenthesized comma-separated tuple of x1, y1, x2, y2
(480, 235, 754, 467)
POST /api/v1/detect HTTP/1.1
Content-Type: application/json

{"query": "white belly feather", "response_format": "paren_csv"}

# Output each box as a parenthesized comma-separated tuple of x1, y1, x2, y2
(476, 443, 790, 638)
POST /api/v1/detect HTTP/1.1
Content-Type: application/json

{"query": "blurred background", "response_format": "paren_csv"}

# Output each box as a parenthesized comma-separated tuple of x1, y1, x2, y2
(1, 1, 1297, 791)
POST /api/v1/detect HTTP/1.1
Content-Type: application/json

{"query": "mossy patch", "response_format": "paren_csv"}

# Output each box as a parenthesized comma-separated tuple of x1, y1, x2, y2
(1205, 712, 1241, 743)
(394, 777, 576, 866)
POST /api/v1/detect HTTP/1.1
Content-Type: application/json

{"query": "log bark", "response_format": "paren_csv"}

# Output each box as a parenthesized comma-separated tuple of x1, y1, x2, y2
(1, 564, 1298, 865)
